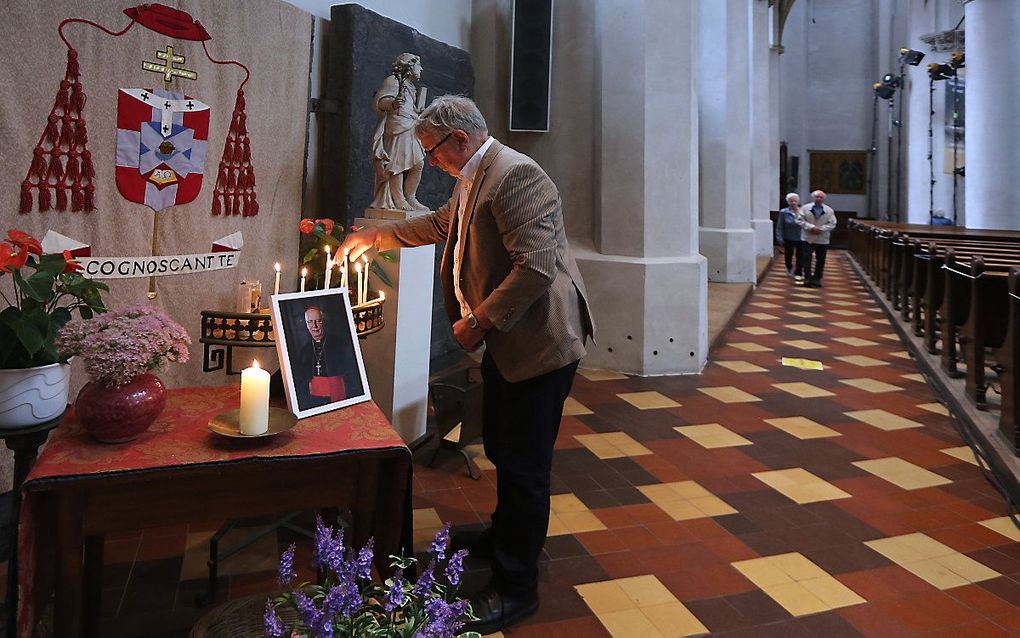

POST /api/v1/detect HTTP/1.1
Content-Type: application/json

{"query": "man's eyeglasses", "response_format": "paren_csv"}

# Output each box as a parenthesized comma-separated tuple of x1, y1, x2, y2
(423, 131, 454, 158)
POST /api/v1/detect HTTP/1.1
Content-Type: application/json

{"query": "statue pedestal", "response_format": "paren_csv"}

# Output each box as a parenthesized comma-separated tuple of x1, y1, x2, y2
(355, 214, 435, 444)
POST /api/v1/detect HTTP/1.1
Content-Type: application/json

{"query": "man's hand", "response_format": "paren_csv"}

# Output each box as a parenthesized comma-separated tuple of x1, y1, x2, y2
(340, 227, 381, 261)
(452, 317, 485, 351)
(810, 226, 822, 234)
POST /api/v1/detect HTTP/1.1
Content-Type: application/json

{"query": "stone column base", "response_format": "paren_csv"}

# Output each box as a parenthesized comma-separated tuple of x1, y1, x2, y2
(575, 251, 707, 375)
(752, 218, 774, 257)
(698, 227, 756, 283)
(354, 217, 435, 443)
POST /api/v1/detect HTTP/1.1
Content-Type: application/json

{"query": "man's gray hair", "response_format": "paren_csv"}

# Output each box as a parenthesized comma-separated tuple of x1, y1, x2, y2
(415, 95, 488, 137)
(785, 192, 800, 204)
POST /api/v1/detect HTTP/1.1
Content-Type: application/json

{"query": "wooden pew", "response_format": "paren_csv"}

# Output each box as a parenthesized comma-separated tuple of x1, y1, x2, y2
(961, 257, 1011, 409)
(995, 269, 1020, 452)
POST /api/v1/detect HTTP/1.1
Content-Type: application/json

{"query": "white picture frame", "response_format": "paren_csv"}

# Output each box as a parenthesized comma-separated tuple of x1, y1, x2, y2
(270, 288, 371, 418)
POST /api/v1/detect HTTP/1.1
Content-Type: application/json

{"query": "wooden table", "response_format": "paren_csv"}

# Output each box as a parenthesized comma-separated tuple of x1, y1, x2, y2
(17, 385, 411, 637)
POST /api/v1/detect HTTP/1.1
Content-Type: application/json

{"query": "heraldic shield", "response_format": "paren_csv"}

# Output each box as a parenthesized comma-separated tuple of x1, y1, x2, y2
(116, 88, 210, 211)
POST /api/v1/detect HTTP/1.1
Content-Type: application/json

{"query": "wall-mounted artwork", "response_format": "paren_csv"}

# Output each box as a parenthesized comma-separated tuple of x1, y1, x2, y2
(809, 150, 867, 195)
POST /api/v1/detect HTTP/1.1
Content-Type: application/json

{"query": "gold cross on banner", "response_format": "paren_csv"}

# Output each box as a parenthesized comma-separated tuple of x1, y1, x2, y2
(142, 45, 198, 83)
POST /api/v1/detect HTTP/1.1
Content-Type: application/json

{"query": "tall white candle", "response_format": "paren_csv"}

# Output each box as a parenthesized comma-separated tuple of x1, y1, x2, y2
(323, 246, 332, 289)
(300, 267, 307, 293)
(273, 262, 281, 296)
(340, 250, 349, 290)
(362, 256, 370, 304)
(239, 359, 270, 435)
(355, 261, 364, 306)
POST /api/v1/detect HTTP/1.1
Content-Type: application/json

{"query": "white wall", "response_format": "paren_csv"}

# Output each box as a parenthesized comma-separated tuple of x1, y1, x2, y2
(283, 0, 472, 49)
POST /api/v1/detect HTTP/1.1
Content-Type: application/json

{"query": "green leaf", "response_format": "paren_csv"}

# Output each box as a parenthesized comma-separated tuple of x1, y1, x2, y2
(35, 253, 67, 277)
(458, 633, 483, 638)
(14, 269, 54, 303)
(0, 308, 45, 358)
(302, 248, 320, 264)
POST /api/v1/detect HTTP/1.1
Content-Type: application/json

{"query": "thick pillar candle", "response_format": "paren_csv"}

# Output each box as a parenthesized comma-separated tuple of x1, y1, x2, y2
(239, 359, 270, 435)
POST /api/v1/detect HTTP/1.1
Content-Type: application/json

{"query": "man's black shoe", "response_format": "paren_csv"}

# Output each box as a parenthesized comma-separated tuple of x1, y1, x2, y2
(464, 587, 538, 635)
(451, 527, 494, 560)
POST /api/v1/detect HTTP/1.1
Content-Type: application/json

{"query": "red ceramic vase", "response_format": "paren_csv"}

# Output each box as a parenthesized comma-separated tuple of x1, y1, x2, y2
(74, 373, 167, 443)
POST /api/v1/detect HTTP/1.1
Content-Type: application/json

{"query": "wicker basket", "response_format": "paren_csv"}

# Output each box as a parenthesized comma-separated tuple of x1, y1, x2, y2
(190, 594, 299, 638)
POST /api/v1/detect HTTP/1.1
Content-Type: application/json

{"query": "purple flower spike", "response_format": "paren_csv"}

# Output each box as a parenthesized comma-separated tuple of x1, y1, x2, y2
(278, 543, 297, 587)
(294, 590, 323, 628)
(354, 539, 374, 581)
(430, 524, 451, 561)
(384, 568, 406, 612)
(264, 599, 286, 638)
(444, 549, 468, 586)
(412, 559, 436, 597)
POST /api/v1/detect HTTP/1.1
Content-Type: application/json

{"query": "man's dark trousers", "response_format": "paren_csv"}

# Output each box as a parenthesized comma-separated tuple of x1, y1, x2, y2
(480, 350, 579, 599)
(806, 243, 828, 283)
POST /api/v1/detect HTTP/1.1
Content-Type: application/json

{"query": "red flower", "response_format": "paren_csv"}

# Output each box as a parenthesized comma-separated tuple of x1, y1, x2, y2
(299, 218, 315, 234)
(7, 229, 41, 255)
(315, 218, 335, 235)
(62, 250, 83, 273)
(0, 245, 28, 273)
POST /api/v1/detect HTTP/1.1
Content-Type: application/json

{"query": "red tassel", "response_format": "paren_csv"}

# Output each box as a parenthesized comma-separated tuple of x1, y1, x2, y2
(38, 187, 51, 212)
(67, 50, 79, 77)
(217, 166, 228, 189)
(65, 154, 80, 183)
(47, 156, 64, 183)
(212, 194, 222, 215)
(223, 195, 233, 216)
(71, 81, 86, 111)
(58, 119, 72, 149)
(236, 90, 245, 111)
(71, 186, 84, 212)
(74, 120, 88, 147)
(249, 198, 259, 216)
(56, 80, 70, 113)
(45, 115, 59, 145)
(19, 182, 32, 214)
(30, 148, 46, 179)
(55, 187, 67, 211)
(82, 151, 94, 180)
(226, 169, 236, 191)
(237, 114, 248, 136)
(84, 185, 95, 212)
(242, 142, 251, 164)
(222, 142, 234, 165)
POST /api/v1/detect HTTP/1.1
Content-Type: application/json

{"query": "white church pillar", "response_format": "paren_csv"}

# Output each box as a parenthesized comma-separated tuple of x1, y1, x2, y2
(698, 0, 756, 282)
(749, 0, 774, 257)
(964, 0, 1020, 230)
(576, 0, 707, 375)
(769, 43, 781, 218)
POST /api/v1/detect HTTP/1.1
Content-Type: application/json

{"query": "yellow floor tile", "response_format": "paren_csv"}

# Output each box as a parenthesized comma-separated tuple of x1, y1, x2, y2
(772, 382, 835, 398)
(753, 468, 851, 503)
(865, 533, 999, 589)
(558, 510, 608, 534)
(757, 293, 783, 299)
(737, 326, 777, 336)
(852, 457, 952, 490)
(413, 507, 443, 531)
(575, 581, 636, 614)
(787, 323, 824, 333)
(941, 446, 978, 466)
(675, 423, 753, 448)
(781, 339, 828, 350)
(546, 513, 569, 536)
(655, 500, 705, 521)
(638, 481, 736, 520)
(761, 581, 831, 616)
(765, 416, 840, 439)
(845, 409, 923, 431)
(751, 302, 782, 309)
(832, 321, 870, 330)
(828, 301, 859, 307)
(800, 575, 866, 609)
(616, 575, 676, 607)
(881, 332, 900, 340)
(563, 396, 594, 416)
(746, 312, 779, 320)
(834, 355, 889, 367)
(642, 601, 708, 637)
(597, 608, 664, 638)
(834, 337, 879, 347)
(715, 360, 768, 373)
(901, 373, 926, 382)
(602, 431, 654, 456)
(790, 301, 821, 308)
(689, 495, 738, 517)
(980, 517, 1020, 543)
(576, 432, 653, 459)
(618, 391, 681, 410)
(697, 386, 762, 403)
(578, 368, 629, 381)
(734, 553, 865, 615)
(789, 311, 823, 318)
(551, 493, 589, 514)
(730, 342, 773, 352)
(890, 351, 912, 359)
(830, 309, 865, 316)
(840, 378, 902, 393)
(918, 402, 949, 416)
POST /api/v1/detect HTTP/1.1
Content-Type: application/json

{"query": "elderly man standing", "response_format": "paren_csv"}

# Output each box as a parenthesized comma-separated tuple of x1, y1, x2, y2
(342, 95, 595, 634)
(796, 189, 837, 288)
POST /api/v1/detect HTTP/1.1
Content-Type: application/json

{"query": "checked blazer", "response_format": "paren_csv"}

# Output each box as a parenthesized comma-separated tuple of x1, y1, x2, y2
(375, 139, 595, 382)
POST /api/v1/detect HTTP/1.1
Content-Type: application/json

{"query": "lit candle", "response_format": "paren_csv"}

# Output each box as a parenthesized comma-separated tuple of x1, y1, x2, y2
(323, 246, 332, 289)
(300, 267, 307, 293)
(378, 290, 385, 303)
(355, 261, 364, 306)
(273, 262, 281, 296)
(362, 256, 370, 304)
(239, 359, 270, 435)
(340, 250, 349, 290)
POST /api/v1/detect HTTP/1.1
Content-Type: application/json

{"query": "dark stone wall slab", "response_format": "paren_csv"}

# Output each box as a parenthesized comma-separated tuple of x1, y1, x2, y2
(320, 3, 474, 361)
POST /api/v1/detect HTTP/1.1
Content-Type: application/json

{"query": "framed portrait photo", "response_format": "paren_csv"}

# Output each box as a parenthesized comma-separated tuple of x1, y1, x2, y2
(270, 288, 371, 418)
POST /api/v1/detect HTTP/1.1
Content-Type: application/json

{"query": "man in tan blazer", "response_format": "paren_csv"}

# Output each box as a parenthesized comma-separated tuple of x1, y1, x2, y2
(343, 95, 594, 634)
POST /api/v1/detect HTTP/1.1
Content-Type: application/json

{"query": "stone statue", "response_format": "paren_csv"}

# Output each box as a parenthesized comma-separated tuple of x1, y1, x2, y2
(369, 53, 428, 212)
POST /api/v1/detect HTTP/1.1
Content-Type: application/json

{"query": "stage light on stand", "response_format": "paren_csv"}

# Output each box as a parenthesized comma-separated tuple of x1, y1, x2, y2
(899, 48, 925, 66)
(873, 82, 895, 99)
(928, 63, 956, 81)
(949, 51, 964, 69)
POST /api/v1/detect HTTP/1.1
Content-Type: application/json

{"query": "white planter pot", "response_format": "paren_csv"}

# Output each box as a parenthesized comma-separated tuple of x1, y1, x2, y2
(0, 362, 71, 429)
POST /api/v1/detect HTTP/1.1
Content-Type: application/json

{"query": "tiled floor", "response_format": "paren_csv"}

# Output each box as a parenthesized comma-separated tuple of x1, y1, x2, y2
(79, 253, 1020, 636)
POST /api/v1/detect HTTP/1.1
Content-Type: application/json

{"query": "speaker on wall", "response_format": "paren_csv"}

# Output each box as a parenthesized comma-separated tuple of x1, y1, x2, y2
(509, 0, 554, 132)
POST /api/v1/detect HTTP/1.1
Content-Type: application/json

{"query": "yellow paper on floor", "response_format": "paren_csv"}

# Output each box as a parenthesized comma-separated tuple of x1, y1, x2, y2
(781, 357, 824, 371)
